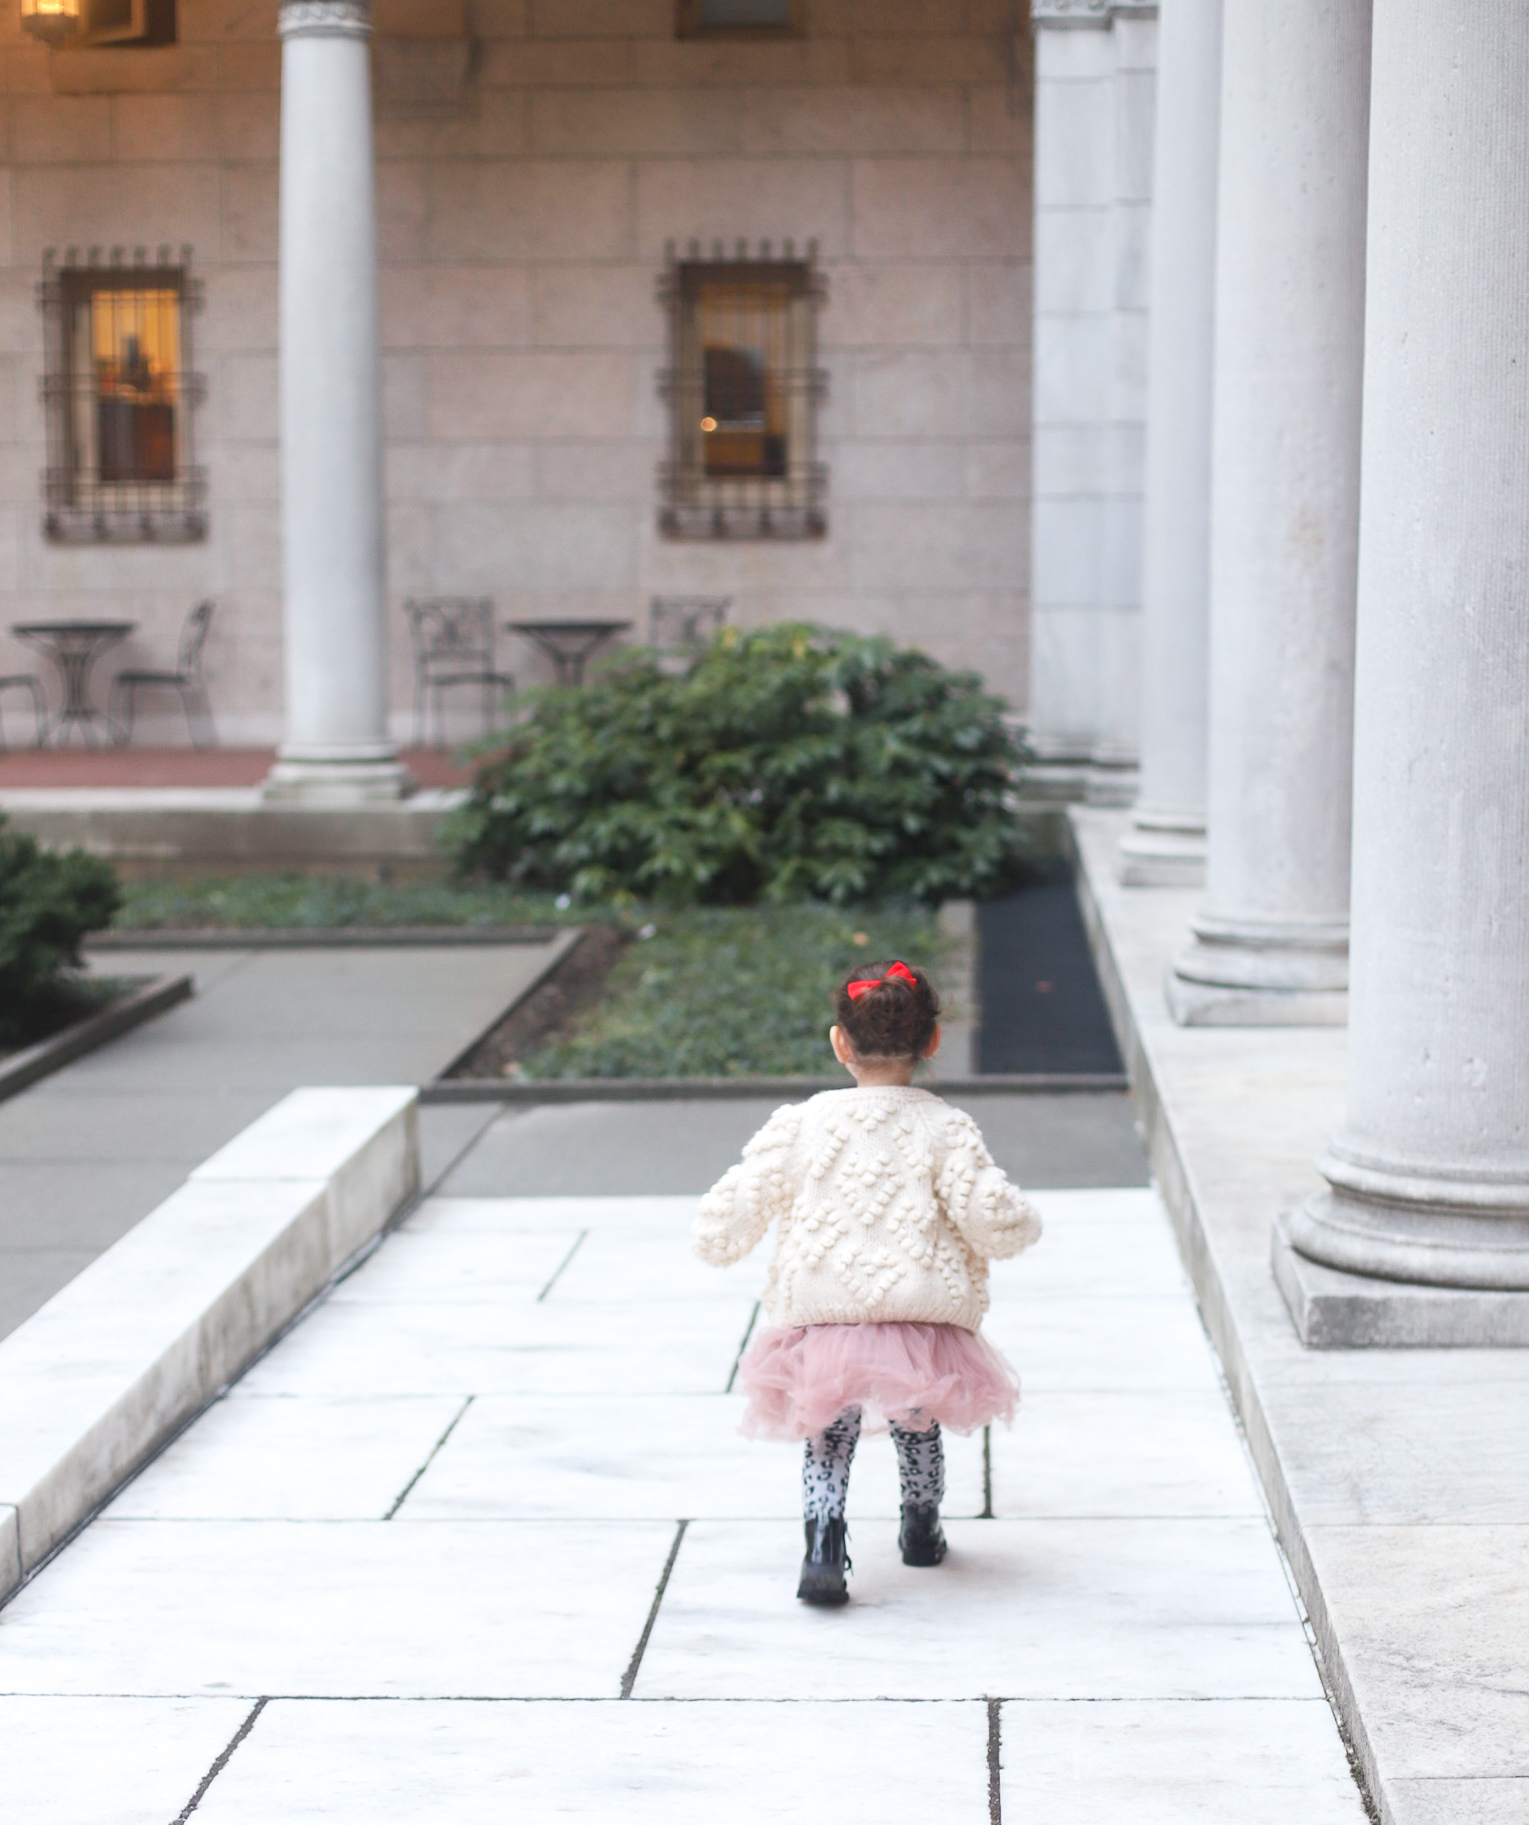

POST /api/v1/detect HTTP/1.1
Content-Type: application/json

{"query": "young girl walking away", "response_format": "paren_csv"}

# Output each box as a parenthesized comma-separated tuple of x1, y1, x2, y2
(693, 959, 1041, 1606)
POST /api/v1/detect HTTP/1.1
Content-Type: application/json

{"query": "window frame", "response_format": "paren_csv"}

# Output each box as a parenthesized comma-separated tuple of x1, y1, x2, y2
(657, 240, 828, 542)
(38, 246, 207, 546)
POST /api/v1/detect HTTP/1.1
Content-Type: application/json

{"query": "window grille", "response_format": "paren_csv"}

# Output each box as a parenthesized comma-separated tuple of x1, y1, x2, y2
(657, 241, 827, 541)
(39, 247, 206, 544)
(676, 0, 800, 37)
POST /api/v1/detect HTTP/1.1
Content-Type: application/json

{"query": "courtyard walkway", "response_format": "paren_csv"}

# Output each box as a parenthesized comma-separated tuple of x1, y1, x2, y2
(0, 1139, 1368, 1820)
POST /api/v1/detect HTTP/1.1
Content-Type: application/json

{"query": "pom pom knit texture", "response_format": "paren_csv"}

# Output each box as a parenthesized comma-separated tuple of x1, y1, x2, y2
(694, 1086, 1042, 1331)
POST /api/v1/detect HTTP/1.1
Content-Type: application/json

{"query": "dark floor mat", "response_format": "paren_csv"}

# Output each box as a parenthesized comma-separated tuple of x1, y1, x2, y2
(977, 864, 1125, 1075)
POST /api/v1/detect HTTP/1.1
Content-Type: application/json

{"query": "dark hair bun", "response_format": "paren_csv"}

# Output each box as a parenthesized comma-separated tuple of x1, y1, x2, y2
(835, 960, 940, 1061)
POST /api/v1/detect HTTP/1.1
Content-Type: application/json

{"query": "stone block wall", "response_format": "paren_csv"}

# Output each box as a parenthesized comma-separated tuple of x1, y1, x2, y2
(0, 0, 1033, 745)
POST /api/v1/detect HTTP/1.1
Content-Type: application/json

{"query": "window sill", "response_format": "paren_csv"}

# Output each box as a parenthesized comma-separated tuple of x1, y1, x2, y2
(45, 509, 207, 546)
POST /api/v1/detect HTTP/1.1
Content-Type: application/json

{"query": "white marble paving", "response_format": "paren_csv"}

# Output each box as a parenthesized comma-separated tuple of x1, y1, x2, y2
(637, 1518, 1324, 1701)
(397, 1392, 986, 1522)
(0, 1182, 1366, 1820)
(1, 1695, 250, 1825)
(1000, 1698, 1368, 1822)
(0, 1519, 673, 1698)
(189, 1699, 991, 1824)
(992, 1387, 1267, 1518)
(108, 1394, 469, 1521)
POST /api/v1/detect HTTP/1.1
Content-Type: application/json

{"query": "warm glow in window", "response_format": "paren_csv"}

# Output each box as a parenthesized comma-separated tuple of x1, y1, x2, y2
(40, 250, 205, 543)
(86, 288, 181, 483)
(659, 245, 826, 539)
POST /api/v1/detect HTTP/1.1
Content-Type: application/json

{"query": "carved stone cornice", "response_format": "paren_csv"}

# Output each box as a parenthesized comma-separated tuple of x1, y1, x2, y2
(1031, 0, 1157, 23)
(278, 0, 371, 40)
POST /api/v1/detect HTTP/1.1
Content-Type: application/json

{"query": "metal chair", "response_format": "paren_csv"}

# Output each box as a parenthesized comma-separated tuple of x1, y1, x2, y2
(650, 595, 732, 652)
(404, 597, 516, 747)
(109, 599, 217, 748)
(0, 674, 46, 752)
(650, 595, 732, 679)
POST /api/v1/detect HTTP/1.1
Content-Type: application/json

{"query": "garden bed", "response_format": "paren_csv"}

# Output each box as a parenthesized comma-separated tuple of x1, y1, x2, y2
(109, 876, 948, 1082)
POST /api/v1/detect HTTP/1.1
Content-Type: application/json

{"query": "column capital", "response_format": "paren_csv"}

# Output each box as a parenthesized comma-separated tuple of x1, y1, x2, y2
(1031, 0, 1156, 25)
(278, 0, 370, 40)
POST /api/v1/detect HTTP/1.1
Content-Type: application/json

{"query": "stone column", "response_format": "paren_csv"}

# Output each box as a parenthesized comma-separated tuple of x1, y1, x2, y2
(1026, 2, 1118, 799)
(1117, 0, 1221, 888)
(264, 0, 410, 804)
(1027, 1, 1156, 804)
(1094, 4, 1156, 799)
(1287, 0, 1529, 1302)
(1166, 0, 1370, 1022)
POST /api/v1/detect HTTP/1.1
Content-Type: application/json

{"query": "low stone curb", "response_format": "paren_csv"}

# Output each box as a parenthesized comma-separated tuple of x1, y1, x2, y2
(423, 1071, 1130, 1104)
(0, 973, 193, 1108)
(89, 925, 565, 950)
(0, 1085, 419, 1605)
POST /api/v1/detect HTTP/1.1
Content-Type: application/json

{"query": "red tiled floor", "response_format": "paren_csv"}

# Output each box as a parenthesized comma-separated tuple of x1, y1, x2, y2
(0, 748, 475, 789)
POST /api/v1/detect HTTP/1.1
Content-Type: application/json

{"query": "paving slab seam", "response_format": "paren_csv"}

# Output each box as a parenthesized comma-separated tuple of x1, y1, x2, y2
(535, 1230, 589, 1302)
(724, 1299, 761, 1392)
(620, 1520, 690, 1700)
(1066, 812, 1385, 1824)
(383, 1398, 475, 1521)
(987, 1696, 1003, 1823)
(173, 1695, 268, 1824)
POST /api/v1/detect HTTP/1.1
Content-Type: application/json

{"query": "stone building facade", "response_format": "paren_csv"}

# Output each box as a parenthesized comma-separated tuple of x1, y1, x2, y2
(0, 0, 1036, 746)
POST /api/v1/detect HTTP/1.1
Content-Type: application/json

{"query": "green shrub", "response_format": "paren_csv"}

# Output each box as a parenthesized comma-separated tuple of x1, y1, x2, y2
(452, 624, 1033, 906)
(0, 818, 121, 1045)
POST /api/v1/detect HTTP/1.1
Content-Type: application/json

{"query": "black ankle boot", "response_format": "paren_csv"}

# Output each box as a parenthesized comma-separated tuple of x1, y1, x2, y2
(797, 1516, 850, 1605)
(899, 1503, 947, 1567)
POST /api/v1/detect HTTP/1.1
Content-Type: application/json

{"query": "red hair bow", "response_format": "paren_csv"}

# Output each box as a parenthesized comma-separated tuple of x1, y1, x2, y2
(845, 960, 917, 1000)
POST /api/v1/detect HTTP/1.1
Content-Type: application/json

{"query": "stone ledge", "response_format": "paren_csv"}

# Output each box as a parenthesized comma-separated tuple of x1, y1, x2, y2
(1066, 805, 1529, 1825)
(0, 1085, 418, 1602)
(1272, 1212, 1529, 1348)
(0, 973, 192, 1107)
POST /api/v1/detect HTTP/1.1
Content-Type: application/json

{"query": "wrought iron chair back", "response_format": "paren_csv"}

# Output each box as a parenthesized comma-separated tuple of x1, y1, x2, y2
(178, 598, 214, 676)
(108, 599, 217, 749)
(649, 595, 732, 651)
(404, 597, 514, 746)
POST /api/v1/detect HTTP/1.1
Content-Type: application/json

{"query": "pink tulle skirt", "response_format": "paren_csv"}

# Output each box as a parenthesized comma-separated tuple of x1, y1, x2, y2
(737, 1320, 1021, 1440)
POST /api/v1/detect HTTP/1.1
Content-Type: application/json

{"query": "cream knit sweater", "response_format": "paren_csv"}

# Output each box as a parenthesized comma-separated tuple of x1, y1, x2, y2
(694, 1086, 1041, 1331)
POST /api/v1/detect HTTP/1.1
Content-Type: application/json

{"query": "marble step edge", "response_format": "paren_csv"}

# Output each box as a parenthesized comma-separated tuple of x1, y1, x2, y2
(1060, 810, 1384, 1821)
(0, 972, 192, 1108)
(0, 1085, 420, 1607)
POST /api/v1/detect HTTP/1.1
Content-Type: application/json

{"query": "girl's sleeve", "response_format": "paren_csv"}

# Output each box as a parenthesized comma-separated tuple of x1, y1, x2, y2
(693, 1102, 803, 1267)
(936, 1108, 1043, 1261)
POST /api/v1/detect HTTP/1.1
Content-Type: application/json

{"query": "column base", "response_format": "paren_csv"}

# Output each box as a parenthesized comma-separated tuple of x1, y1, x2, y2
(1164, 970, 1347, 1026)
(262, 745, 416, 806)
(1287, 1172, 1529, 1290)
(1116, 813, 1206, 888)
(1167, 910, 1348, 1026)
(1022, 749, 1139, 807)
(1272, 1210, 1529, 1346)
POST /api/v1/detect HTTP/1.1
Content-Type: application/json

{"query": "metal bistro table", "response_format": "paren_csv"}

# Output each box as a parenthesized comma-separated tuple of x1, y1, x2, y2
(12, 620, 137, 747)
(505, 619, 632, 688)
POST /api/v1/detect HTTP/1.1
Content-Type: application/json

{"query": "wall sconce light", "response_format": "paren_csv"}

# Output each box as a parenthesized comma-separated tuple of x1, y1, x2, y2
(20, 0, 83, 44)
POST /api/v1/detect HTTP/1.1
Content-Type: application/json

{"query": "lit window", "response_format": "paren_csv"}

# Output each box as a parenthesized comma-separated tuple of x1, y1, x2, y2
(676, 0, 800, 38)
(40, 249, 205, 544)
(22, 0, 178, 46)
(659, 243, 826, 540)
